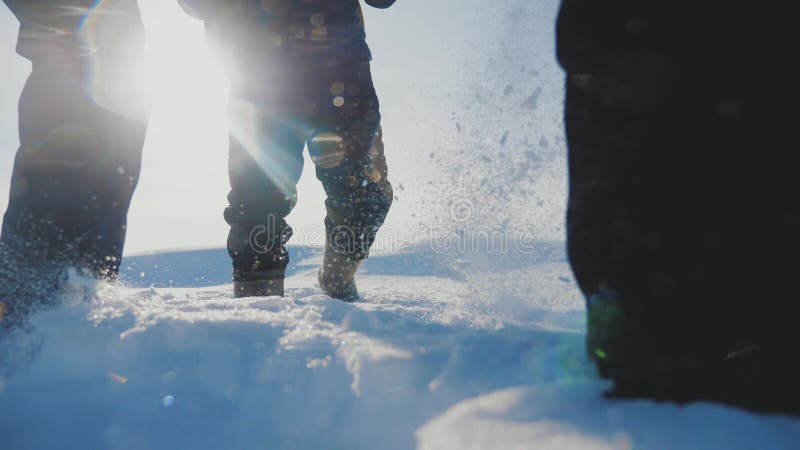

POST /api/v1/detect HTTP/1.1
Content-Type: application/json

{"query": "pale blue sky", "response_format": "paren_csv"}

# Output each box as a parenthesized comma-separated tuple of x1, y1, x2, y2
(0, 0, 566, 254)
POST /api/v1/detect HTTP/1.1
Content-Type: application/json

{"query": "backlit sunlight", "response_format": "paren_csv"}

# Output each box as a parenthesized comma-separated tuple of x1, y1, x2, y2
(125, 0, 231, 253)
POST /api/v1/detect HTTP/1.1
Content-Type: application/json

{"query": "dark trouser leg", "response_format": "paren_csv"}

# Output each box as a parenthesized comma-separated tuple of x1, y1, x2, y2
(202, 7, 305, 286)
(563, 61, 725, 374)
(306, 60, 392, 300)
(1, 0, 149, 311)
(205, 12, 307, 294)
(307, 60, 393, 261)
(558, 2, 798, 411)
(224, 98, 305, 282)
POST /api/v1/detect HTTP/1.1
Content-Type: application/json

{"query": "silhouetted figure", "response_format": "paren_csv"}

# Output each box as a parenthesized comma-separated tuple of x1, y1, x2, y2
(179, 0, 395, 299)
(0, 1, 150, 327)
(557, 1, 798, 413)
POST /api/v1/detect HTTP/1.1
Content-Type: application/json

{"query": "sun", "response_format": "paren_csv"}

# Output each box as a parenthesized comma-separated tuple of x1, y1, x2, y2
(120, 0, 328, 252)
(139, 0, 229, 134)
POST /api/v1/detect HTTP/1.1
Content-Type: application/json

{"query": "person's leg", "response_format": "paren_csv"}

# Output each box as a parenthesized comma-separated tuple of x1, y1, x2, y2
(306, 59, 393, 300)
(1, 1, 149, 317)
(224, 97, 305, 297)
(557, 1, 799, 412)
(199, 6, 311, 297)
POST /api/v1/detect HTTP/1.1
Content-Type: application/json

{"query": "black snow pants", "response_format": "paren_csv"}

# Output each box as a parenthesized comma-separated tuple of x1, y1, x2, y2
(203, 14, 393, 281)
(557, 0, 799, 411)
(0, 0, 149, 303)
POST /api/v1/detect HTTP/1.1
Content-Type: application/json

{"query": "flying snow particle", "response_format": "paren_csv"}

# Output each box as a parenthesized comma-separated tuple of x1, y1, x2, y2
(521, 87, 542, 111)
(499, 131, 509, 147)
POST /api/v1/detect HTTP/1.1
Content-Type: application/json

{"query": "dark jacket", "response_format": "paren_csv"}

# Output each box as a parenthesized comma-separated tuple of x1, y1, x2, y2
(178, 0, 395, 59)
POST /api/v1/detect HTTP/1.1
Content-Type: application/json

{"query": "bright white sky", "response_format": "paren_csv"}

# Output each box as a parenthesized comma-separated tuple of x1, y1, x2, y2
(0, 0, 566, 255)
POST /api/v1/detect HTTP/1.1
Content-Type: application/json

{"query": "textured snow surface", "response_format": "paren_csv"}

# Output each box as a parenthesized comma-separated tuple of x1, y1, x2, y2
(2, 246, 800, 450)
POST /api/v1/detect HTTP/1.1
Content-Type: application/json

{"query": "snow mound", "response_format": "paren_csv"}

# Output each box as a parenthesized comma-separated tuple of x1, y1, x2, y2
(1, 245, 798, 449)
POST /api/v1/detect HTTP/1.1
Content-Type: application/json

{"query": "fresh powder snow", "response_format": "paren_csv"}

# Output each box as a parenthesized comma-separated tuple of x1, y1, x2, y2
(2, 245, 799, 449)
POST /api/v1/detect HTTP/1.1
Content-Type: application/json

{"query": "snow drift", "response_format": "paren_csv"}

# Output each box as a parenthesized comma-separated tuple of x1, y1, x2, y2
(2, 244, 799, 450)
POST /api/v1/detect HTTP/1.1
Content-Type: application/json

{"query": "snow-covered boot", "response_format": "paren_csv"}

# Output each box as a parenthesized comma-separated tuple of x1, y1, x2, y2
(233, 269, 284, 298)
(318, 243, 362, 302)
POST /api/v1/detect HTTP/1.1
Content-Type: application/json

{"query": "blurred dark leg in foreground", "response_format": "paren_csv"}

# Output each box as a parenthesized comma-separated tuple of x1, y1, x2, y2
(557, 1, 798, 413)
(0, 0, 150, 329)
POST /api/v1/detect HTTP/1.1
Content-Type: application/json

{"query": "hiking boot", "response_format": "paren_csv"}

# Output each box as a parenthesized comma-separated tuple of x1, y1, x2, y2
(232, 268, 284, 298)
(318, 243, 363, 302)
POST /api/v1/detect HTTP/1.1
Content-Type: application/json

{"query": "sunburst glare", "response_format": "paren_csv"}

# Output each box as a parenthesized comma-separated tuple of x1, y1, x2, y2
(124, 0, 231, 253)
(140, 0, 228, 136)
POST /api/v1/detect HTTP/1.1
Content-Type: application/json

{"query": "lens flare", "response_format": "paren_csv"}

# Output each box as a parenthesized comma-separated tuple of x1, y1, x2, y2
(77, 0, 151, 120)
(106, 371, 128, 384)
(162, 395, 175, 407)
(228, 98, 306, 199)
